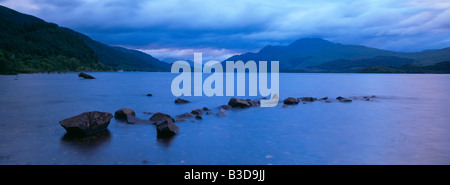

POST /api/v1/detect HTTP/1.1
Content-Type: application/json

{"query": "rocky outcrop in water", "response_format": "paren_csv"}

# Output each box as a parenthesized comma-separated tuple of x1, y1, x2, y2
(301, 97, 317, 102)
(191, 109, 204, 116)
(155, 118, 179, 137)
(150, 112, 175, 123)
(78, 72, 95, 79)
(228, 97, 251, 108)
(175, 98, 190, 104)
(114, 108, 136, 120)
(283, 97, 299, 105)
(59, 111, 112, 136)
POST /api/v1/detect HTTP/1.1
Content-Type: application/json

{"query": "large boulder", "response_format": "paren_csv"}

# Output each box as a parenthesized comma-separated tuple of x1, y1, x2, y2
(78, 72, 95, 79)
(150, 112, 175, 124)
(283, 97, 299, 105)
(175, 98, 190, 104)
(114, 108, 136, 120)
(59, 111, 112, 136)
(156, 119, 179, 137)
(228, 97, 251, 108)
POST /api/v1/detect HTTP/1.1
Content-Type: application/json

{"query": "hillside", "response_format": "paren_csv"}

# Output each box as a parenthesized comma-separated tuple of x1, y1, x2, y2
(0, 5, 109, 74)
(0, 5, 169, 74)
(66, 29, 170, 72)
(224, 38, 450, 73)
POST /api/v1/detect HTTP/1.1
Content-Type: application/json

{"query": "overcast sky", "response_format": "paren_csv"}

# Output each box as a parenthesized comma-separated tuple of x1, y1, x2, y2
(2, 0, 450, 61)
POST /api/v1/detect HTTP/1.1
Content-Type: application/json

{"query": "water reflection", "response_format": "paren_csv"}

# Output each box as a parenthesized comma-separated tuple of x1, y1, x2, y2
(156, 135, 176, 148)
(60, 130, 111, 149)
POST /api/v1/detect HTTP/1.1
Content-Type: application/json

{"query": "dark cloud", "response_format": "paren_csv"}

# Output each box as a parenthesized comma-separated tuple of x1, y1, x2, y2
(1, 0, 450, 59)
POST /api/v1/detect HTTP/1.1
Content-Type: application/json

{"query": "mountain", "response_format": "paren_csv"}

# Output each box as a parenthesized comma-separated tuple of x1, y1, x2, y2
(0, 5, 109, 74)
(65, 28, 170, 72)
(162, 57, 201, 71)
(224, 38, 450, 73)
(0, 5, 169, 74)
(359, 61, 450, 74)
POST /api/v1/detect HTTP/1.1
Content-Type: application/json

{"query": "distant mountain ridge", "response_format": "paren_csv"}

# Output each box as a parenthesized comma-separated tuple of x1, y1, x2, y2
(224, 38, 450, 73)
(0, 5, 169, 74)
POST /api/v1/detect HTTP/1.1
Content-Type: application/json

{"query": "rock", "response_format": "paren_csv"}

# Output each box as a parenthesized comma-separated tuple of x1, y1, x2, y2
(206, 112, 214, 115)
(301, 97, 317, 102)
(339, 99, 352, 103)
(195, 115, 203, 120)
(282, 104, 289, 108)
(191, 109, 204, 116)
(248, 100, 260, 107)
(126, 115, 152, 124)
(59, 111, 112, 136)
(78, 72, 95, 79)
(283, 97, 299, 105)
(371, 95, 376, 98)
(216, 111, 227, 117)
(114, 108, 136, 120)
(176, 112, 194, 119)
(336, 96, 345, 100)
(146, 94, 153, 96)
(155, 119, 179, 137)
(175, 98, 190, 104)
(202, 107, 211, 111)
(219, 105, 232, 110)
(149, 112, 175, 124)
(175, 118, 186, 122)
(228, 97, 251, 108)
(320, 97, 328, 100)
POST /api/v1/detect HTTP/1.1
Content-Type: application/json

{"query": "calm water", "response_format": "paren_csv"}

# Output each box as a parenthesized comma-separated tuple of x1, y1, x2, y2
(0, 72, 449, 164)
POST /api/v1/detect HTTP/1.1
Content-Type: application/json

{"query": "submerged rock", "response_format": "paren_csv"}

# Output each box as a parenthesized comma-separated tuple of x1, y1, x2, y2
(206, 112, 214, 115)
(219, 105, 232, 110)
(191, 109, 204, 116)
(126, 115, 152, 124)
(175, 98, 190, 104)
(283, 97, 299, 105)
(59, 111, 112, 136)
(78, 72, 95, 79)
(339, 99, 353, 103)
(301, 97, 317, 102)
(150, 112, 175, 124)
(195, 115, 203, 120)
(202, 107, 211, 111)
(114, 108, 136, 120)
(216, 111, 228, 117)
(248, 100, 260, 107)
(336, 96, 345, 100)
(228, 97, 251, 108)
(155, 119, 179, 137)
(176, 112, 194, 119)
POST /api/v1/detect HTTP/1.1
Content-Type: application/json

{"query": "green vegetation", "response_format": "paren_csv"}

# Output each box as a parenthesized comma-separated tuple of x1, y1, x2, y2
(0, 7, 111, 75)
(0, 5, 169, 75)
(359, 61, 450, 74)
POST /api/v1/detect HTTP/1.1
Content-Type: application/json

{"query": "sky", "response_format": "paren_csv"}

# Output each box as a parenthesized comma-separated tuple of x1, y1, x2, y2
(1, 0, 450, 61)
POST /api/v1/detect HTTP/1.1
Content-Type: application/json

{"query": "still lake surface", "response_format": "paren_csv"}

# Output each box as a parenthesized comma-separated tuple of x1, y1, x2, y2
(0, 72, 449, 164)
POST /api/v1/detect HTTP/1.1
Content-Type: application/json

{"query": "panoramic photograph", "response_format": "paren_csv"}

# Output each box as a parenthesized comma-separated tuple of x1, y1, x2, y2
(1, 0, 450, 167)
